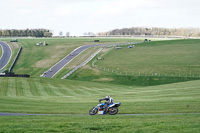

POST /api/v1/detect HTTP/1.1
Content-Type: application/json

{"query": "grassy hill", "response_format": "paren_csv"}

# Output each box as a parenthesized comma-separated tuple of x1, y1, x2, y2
(0, 77, 199, 132)
(0, 38, 200, 132)
(0, 77, 199, 114)
(69, 39, 200, 85)
(95, 39, 200, 75)
(0, 38, 144, 77)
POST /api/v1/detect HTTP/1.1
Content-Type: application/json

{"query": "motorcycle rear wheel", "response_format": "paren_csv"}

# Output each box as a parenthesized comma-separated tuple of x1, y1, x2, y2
(108, 107, 118, 115)
(89, 107, 98, 115)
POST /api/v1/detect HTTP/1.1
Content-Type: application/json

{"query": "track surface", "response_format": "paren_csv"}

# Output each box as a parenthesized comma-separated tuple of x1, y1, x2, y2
(0, 41, 12, 70)
(44, 44, 108, 78)
(0, 113, 199, 116)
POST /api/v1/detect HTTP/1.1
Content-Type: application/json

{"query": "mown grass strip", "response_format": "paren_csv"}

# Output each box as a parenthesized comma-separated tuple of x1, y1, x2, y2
(55, 84, 70, 96)
(34, 82, 49, 96)
(28, 79, 40, 96)
(15, 79, 23, 96)
(58, 84, 78, 96)
(46, 83, 65, 96)
(0, 78, 8, 96)
(70, 85, 89, 95)
(7, 78, 16, 97)
(21, 79, 33, 97)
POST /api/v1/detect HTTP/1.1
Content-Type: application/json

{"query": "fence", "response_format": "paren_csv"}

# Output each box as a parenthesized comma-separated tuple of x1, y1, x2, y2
(0, 73, 30, 78)
(92, 65, 200, 78)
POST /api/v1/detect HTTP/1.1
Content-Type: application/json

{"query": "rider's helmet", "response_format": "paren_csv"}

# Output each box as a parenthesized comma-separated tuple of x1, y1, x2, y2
(105, 95, 110, 99)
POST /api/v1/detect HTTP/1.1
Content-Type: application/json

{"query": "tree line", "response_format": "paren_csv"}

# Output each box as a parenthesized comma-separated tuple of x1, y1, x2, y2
(98, 27, 200, 37)
(0, 29, 52, 37)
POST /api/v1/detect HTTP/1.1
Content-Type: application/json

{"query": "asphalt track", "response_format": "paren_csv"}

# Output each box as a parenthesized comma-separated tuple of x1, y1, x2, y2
(0, 41, 12, 70)
(44, 44, 108, 78)
(0, 113, 199, 116)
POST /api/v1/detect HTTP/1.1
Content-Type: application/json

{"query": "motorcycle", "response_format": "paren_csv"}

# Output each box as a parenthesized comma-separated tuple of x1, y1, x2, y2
(89, 102, 121, 115)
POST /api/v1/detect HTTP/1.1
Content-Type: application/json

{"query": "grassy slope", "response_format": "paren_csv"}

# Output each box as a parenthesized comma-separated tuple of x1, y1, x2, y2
(0, 38, 199, 132)
(0, 38, 143, 77)
(0, 77, 199, 114)
(95, 39, 200, 75)
(12, 38, 91, 77)
(69, 39, 200, 85)
(0, 115, 199, 133)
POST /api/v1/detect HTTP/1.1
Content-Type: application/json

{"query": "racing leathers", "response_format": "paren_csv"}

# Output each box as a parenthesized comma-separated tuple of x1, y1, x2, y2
(99, 96, 114, 111)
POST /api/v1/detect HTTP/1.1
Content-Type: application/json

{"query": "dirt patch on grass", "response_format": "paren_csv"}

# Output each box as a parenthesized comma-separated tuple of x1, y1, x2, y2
(101, 48, 112, 53)
(8, 42, 20, 50)
(34, 46, 70, 68)
(92, 78, 114, 82)
(35, 59, 55, 68)
(83, 65, 100, 75)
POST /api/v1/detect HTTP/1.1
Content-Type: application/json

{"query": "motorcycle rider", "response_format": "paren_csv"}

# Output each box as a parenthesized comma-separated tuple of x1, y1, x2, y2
(99, 95, 114, 111)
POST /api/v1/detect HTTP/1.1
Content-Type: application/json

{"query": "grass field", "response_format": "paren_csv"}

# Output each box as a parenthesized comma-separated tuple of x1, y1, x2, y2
(0, 77, 200, 132)
(0, 38, 200, 132)
(0, 114, 199, 132)
(0, 38, 144, 77)
(0, 77, 199, 114)
(69, 39, 200, 85)
(95, 39, 200, 75)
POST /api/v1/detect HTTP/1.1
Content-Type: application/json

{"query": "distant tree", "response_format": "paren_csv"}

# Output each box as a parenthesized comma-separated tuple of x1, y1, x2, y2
(66, 32, 70, 37)
(59, 31, 63, 37)
(44, 32, 52, 37)
(88, 32, 95, 36)
(2, 30, 9, 36)
(83, 32, 88, 36)
(97, 27, 200, 37)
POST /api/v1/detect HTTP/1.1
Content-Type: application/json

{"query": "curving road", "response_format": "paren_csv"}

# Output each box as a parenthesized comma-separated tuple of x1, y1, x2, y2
(0, 41, 12, 70)
(44, 44, 108, 78)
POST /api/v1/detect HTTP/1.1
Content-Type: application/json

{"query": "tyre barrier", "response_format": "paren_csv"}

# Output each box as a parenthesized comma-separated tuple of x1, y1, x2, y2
(9, 46, 22, 72)
(0, 72, 30, 78)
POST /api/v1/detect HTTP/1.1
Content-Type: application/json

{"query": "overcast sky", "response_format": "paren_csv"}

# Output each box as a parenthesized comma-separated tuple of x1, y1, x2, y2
(0, 0, 199, 36)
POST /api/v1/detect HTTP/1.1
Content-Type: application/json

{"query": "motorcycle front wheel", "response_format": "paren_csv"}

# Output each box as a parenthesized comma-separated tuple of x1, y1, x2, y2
(108, 107, 118, 115)
(89, 107, 98, 115)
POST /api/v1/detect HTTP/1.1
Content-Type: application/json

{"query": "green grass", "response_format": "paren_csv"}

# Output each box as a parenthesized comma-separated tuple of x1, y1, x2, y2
(0, 77, 200, 114)
(0, 77, 200, 132)
(0, 38, 143, 77)
(0, 38, 200, 132)
(69, 39, 200, 85)
(95, 39, 200, 75)
(0, 114, 199, 133)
